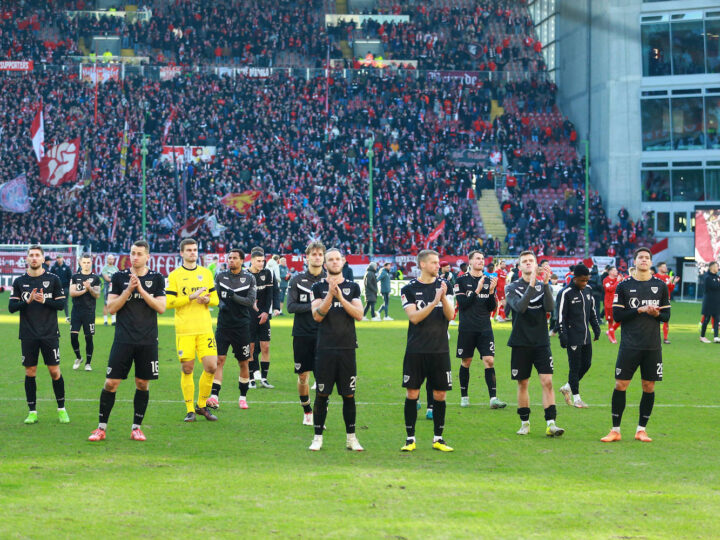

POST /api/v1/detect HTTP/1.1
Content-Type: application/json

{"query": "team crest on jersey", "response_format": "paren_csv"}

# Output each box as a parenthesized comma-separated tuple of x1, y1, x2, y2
(571, 346, 577, 351)
(651, 287, 658, 294)
(260, 275, 266, 281)
(318, 384, 324, 392)
(145, 280, 153, 287)
(616, 368, 622, 376)
(342, 288, 350, 295)
(43, 281, 50, 288)
(535, 284, 541, 291)
(294, 363, 301, 371)
(197, 274, 203, 281)
(457, 348, 463, 355)
(512, 369, 518, 377)
(403, 375, 410, 383)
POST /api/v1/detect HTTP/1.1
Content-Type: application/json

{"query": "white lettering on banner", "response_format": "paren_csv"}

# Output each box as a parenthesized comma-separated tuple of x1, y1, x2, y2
(0, 61, 34, 71)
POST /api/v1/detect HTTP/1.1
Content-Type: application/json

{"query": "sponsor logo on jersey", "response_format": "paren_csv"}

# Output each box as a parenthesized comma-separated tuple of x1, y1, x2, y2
(43, 281, 50, 288)
(145, 280, 153, 287)
(629, 297, 639, 308)
(300, 294, 307, 302)
(651, 287, 658, 294)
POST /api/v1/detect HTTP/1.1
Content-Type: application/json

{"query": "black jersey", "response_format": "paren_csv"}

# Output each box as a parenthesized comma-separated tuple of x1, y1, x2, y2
(250, 268, 279, 316)
(109, 269, 165, 345)
(311, 279, 360, 350)
(215, 270, 256, 329)
(9, 272, 65, 340)
(400, 278, 450, 354)
(454, 273, 497, 333)
(70, 272, 101, 314)
(505, 279, 555, 347)
(288, 270, 326, 337)
(613, 277, 670, 350)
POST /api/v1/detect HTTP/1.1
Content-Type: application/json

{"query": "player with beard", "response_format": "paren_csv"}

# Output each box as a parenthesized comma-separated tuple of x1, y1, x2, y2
(453, 251, 507, 409)
(601, 247, 670, 443)
(210, 248, 256, 410)
(87, 241, 166, 442)
(505, 251, 565, 437)
(308, 248, 364, 451)
(287, 242, 326, 426)
(400, 250, 456, 453)
(9, 245, 69, 425)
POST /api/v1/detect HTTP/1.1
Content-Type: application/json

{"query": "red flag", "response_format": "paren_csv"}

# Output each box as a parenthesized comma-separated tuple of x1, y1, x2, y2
(162, 107, 177, 145)
(424, 220, 446, 249)
(30, 102, 44, 161)
(178, 215, 208, 238)
(220, 191, 262, 214)
(38, 138, 80, 187)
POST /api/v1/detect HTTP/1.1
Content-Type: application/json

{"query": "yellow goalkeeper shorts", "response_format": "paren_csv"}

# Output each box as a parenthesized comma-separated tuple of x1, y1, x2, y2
(176, 333, 217, 362)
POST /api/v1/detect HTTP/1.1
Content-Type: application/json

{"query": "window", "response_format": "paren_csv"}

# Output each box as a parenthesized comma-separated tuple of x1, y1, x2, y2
(657, 212, 670, 232)
(671, 169, 705, 201)
(671, 20, 705, 75)
(642, 23, 671, 76)
(706, 18, 720, 74)
(674, 212, 688, 232)
(706, 169, 720, 200)
(706, 96, 720, 149)
(671, 97, 704, 149)
(642, 169, 671, 201)
(641, 98, 671, 150)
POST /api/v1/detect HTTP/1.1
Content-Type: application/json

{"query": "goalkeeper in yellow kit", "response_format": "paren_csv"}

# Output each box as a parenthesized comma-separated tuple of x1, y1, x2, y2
(166, 238, 220, 422)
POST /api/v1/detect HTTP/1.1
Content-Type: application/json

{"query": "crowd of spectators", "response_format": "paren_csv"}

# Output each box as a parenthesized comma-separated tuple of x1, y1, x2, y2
(331, 1, 544, 72)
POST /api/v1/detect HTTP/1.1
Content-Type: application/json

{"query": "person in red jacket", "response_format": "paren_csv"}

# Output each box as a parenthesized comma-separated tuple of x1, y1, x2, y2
(603, 266, 621, 344)
(654, 262, 679, 344)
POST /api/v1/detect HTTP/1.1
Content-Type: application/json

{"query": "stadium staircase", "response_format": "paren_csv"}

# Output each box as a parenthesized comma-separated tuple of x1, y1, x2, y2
(477, 190, 507, 250)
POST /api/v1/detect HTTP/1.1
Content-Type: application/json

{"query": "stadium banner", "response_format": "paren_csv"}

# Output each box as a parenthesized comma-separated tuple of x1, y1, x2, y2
(426, 70, 488, 85)
(695, 206, 720, 271)
(159, 66, 182, 81)
(38, 138, 81, 187)
(160, 145, 217, 164)
(215, 66, 272, 78)
(80, 64, 120, 84)
(0, 60, 34, 71)
(91, 253, 182, 277)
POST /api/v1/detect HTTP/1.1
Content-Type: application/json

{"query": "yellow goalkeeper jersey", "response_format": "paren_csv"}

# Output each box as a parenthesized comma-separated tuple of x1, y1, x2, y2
(166, 265, 219, 335)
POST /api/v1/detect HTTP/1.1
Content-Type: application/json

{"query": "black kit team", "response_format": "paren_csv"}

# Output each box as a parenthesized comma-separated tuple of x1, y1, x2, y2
(69, 253, 102, 371)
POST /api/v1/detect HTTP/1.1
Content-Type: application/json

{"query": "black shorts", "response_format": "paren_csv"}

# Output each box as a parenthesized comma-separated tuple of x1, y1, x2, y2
(402, 352, 453, 391)
(510, 346, 554, 380)
(21, 338, 60, 367)
(249, 318, 271, 342)
(107, 341, 159, 380)
(70, 311, 96, 335)
(456, 330, 495, 358)
(615, 347, 663, 381)
(293, 335, 317, 374)
(315, 349, 356, 395)
(216, 326, 251, 361)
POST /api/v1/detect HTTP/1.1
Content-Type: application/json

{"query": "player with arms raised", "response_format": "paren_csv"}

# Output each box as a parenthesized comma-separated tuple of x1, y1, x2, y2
(400, 249, 456, 453)
(601, 247, 670, 443)
(88, 240, 166, 442)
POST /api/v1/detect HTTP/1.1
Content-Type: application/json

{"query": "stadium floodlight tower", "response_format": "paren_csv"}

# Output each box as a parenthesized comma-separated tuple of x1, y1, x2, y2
(365, 134, 375, 256)
(141, 135, 149, 238)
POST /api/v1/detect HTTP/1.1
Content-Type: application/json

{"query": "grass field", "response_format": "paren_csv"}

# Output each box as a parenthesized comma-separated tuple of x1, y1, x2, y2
(0, 294, 718, 539)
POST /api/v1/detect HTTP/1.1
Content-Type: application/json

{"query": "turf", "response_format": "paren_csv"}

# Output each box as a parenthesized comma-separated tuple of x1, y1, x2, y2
(0, 295, 718, 539)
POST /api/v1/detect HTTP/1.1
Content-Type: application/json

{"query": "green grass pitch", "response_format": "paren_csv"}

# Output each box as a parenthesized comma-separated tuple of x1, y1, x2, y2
(0, 295, 718, 539)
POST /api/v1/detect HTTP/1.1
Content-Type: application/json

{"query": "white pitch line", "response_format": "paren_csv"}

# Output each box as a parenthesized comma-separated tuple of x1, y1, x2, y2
(0, 397, 718, 408)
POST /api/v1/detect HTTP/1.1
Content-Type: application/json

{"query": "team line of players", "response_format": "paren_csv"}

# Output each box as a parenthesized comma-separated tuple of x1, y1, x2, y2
(9, 241, 671, 449)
